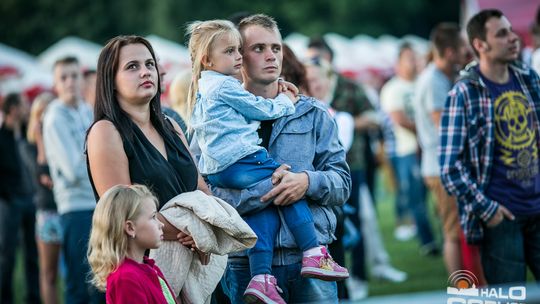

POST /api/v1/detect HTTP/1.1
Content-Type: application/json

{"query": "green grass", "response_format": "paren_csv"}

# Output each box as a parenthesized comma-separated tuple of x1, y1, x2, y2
(361, 171, 448, 296)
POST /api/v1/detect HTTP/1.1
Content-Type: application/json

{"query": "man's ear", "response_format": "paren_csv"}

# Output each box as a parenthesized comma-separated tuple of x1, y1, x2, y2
(124, 220, 136, 238)
(472, 38, 485, 55)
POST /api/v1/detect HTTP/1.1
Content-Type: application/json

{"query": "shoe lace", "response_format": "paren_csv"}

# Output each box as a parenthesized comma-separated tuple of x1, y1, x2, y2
(267, 275, 283, 293)
(319, 253, 337, 270)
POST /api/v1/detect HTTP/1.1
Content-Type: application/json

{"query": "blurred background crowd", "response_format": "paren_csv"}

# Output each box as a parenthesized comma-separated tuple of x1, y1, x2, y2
(1, 0, 540, 303)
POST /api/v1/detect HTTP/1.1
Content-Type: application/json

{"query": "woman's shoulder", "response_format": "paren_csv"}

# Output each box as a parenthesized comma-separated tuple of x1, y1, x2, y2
(88, 120, 120, 138)
(87, 120, 124, 149)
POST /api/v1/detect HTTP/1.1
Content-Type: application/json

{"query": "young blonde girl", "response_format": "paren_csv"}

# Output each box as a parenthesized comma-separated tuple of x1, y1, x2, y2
(186, 19, 348, 302)
(88, 184, 177, 304)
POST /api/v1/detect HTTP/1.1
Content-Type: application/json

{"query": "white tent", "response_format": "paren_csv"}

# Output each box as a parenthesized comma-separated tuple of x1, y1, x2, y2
(0, 43, 52, 94)
(284, 32, 429, 80)
(38, 36, 102, 71)
(146, 34, 191, 83)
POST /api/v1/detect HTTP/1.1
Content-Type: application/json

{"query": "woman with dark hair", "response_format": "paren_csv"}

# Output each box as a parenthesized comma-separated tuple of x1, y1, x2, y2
(86, 35, 210, 245)
(281, 44, 311, 95)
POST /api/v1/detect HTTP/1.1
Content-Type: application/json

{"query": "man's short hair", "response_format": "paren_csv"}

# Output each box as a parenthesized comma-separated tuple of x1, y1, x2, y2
(466, 9, 504, 57)
(53, 56, 79, 70)
(237, 14, 278, 34)
(307, 37, 334, 62)
(83, 69, 96, 79)
(430, 23, 462, 56)
(398, 41, 414, 58)
(2, 92, 21, 115)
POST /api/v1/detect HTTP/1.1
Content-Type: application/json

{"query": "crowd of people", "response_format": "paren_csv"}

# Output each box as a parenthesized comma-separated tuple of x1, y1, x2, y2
(1, 7, 540, 304)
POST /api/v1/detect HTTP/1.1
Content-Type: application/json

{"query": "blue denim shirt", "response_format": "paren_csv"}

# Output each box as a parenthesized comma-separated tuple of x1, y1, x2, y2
(191, 71, 295, 175)
(194, 95, 351, 266)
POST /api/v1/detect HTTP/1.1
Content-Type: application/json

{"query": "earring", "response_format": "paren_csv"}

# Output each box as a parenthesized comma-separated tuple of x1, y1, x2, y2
(130, 234, 135, 239)
(208, 63, 213, 67)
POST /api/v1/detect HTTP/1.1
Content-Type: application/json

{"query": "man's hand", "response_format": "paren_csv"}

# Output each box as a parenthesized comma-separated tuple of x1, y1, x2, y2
(486, 204, 515, 228)
(261, 171, 309, 206)
(271, 164, 291, 185)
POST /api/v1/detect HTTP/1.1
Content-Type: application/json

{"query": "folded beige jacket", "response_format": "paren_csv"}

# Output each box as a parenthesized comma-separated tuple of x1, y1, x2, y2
(149, 190, 257, 304)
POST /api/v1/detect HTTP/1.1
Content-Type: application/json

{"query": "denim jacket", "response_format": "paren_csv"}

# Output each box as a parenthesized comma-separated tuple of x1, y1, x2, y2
(191, 71, 295, 175)
(439, 61, 540, 244)
(201, 95, 351, 266)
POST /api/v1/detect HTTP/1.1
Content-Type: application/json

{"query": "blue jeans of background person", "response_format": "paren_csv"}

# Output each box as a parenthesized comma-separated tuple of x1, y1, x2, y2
(0, 194, 40, 304)
(481, 214, 540, 285)
(390, 153, 435, 246)
(346, 170, 366, 281)
(61, 210, 104, 304)
(209, 150, 318, 276)
(222, 259, 338, 303)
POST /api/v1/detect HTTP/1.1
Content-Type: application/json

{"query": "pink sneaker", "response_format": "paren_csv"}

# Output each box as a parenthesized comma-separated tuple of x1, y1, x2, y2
(301, 246, 349, 281)
(243, 274, 286, 304)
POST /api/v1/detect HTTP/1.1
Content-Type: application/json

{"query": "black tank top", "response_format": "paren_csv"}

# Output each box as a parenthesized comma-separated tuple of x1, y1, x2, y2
(88, 119, 198, 208)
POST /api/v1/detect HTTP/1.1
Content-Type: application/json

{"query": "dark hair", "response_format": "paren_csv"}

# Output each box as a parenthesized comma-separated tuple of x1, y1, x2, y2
(53, 56, 79, 70)
(307, 36, 334, 62)
(2, 92, 21, 115)
(430, 23, 462, 57)
(281, 44, 311, 95)
(93, 35, 172, 142)
(466, 9, 503, 57)
(398, 41, 414, 58)
(83, 69, 96, 79)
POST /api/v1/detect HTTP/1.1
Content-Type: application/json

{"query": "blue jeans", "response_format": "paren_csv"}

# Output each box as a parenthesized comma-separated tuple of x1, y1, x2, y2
(222, 259, 338, 303)
(481, 214, 540, 285)
(346, 170, 366, 280)
(208, 149, 280, 189)
(61, 210, 104, 304)
(390, 154, 435, 246)
(210, 150, 318, 276)
(0, 194, 39, 304)
(243, 203, 318, 276)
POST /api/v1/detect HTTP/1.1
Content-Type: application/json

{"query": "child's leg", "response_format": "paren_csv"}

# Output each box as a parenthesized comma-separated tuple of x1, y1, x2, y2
(243, 205, 280, 277)
(207, 150, 279, 189)
(280, 199, 318, 251)
(282, 201, 350, 281)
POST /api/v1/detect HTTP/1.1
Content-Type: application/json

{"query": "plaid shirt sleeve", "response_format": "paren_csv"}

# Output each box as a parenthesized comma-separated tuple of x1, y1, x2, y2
(439, 83, 499, 224)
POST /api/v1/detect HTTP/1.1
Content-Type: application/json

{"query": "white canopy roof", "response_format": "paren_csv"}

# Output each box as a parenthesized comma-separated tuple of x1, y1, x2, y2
(0, 43, 52, 94)
(38, 36, 102, 71)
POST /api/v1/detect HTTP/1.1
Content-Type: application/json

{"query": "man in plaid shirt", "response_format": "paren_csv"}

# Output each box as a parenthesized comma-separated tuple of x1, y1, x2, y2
(440, 9, 540, 284)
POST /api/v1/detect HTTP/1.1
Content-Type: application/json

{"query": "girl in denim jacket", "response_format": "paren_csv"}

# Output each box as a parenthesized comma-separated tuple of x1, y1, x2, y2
(186, 19, 348, 303)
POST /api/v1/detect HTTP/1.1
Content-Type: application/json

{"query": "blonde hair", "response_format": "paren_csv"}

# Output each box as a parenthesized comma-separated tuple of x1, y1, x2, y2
(26, 92, 54, 143)
(87, 184, 158, 291)
(185, 19, 241, 124)
(169, 69, 193, 122)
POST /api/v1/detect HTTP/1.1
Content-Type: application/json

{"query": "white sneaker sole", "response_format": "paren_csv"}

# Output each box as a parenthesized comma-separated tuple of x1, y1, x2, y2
(244, 289, 282, 304)
(300, 267, 349, 281)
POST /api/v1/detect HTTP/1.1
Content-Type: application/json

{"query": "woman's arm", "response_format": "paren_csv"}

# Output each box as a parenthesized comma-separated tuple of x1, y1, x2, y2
(87, 120, 131, 196)
(166, 116, 212, 196)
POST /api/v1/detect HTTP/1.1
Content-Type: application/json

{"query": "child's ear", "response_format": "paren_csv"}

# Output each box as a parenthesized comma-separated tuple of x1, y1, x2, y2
(202, 55, 212, 68)
(124, 221, 136, 238)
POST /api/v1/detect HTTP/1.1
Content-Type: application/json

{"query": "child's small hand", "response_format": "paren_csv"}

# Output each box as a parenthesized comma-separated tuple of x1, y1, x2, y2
(278, 79, 299, 96)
